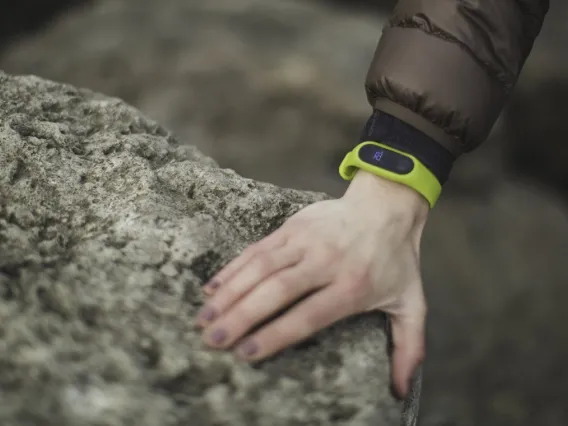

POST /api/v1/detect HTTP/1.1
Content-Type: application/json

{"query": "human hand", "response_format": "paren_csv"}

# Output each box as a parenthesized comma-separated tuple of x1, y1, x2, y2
(196, 170, 429, 397)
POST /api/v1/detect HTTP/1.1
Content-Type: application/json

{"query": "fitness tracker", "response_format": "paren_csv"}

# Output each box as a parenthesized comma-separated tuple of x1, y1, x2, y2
(339, 141, 442, 208)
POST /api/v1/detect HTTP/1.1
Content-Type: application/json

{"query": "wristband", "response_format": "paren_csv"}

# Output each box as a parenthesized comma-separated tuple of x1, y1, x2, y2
(339, 141, 442, 208)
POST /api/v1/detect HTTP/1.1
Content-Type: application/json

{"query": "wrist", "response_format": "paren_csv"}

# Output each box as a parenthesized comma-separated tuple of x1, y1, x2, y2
(344, 170, 429, 217)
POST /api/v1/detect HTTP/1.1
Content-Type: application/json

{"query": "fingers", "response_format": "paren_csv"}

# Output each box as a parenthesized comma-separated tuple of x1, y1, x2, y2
(201, 262, 325, 349)
(389, 310, 426, 399)
(202, 231, 287, 295)
(197, 242, 303, 327)
(232, 282, 357, 361)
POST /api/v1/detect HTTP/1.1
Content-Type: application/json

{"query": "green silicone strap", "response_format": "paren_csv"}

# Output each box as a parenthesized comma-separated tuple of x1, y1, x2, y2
(339, 141, 442, 208)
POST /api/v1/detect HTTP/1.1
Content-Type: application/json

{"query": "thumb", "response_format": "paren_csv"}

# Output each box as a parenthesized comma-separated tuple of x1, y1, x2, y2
(388, 310, 426, 399)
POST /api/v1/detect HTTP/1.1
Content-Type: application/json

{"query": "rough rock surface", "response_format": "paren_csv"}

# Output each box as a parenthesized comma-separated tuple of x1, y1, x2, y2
(0, 72, 418, 426)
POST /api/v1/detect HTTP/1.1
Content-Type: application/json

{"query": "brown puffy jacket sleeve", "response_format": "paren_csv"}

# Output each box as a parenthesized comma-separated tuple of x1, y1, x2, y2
(365, 0, 549, 157)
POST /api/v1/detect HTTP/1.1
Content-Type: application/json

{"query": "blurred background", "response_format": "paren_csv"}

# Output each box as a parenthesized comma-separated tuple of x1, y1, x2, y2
(1, 0, 567, 425)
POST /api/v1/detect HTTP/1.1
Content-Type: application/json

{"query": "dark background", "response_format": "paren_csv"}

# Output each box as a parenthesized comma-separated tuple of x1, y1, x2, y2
(0, 0, 90, 50)
(1, 1, 567, 425)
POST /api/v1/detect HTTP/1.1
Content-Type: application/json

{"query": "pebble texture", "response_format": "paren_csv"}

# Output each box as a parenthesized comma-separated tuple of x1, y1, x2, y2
(0, 72, 418, 425)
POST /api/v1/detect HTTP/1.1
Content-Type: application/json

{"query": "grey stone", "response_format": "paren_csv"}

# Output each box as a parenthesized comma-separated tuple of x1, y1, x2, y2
(0, 72, 415, 425)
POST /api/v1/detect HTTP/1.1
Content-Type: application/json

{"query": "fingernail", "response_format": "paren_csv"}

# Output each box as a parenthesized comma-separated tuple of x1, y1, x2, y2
(204, 279, 221, 291)
(236, 339, 258, 358)
(198, 306, 217, 322)
(209, 328, 227, 345)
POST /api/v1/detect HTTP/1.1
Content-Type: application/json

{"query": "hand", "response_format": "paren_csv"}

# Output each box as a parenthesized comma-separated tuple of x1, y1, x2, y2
(196, 170, 429, 397)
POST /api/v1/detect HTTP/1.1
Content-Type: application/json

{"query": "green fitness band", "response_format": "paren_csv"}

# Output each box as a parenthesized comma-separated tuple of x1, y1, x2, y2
(339, 141, 442, 208)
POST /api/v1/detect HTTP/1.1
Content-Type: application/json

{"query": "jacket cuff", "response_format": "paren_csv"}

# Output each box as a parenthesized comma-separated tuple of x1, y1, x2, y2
(372, 98, 460, 158)
(365, 27, 506, 155)
(359, 109, 454, 185)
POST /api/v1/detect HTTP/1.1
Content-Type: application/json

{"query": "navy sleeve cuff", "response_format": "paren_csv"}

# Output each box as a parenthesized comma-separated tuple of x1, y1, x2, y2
(359, 109, 455, 185)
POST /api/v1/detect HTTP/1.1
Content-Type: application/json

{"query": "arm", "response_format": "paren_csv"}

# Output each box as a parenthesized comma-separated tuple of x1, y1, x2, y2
(196, 0, 550, 403)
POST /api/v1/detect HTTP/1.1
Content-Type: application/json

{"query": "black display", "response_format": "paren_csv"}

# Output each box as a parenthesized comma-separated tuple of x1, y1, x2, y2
(358, 144, 414, 175)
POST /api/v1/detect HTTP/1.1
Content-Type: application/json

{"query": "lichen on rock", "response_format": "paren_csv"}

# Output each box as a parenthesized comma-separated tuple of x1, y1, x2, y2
(0, 72, 416, 425)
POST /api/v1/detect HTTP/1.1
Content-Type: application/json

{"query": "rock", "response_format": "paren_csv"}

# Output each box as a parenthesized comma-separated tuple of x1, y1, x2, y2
(0, 72, 416, 425)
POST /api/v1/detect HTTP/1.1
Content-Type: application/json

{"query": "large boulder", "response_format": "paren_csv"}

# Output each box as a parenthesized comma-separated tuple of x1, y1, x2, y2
(0, 72, 417, 426)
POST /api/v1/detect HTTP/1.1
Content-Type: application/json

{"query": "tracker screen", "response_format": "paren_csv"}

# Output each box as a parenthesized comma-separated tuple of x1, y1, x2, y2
(358, 144, 414, 174)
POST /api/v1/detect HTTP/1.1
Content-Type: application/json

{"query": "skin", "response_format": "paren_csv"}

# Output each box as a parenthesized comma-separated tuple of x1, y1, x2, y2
(196, 169, 429, 398)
